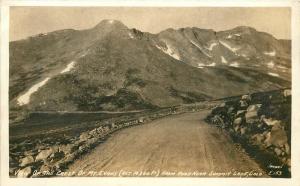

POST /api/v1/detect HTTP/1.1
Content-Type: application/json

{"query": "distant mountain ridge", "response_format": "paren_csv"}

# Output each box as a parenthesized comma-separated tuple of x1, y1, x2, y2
(9, 20, 291, 111)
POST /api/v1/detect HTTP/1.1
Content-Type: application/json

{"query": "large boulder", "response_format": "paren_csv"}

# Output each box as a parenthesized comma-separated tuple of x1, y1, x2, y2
(79, 132, 92, 142)
(88, 129, 99, 137)
(138, 117, 145, 123)
(241, 94, 251, 101)
(19, 155, 34, 167)
(274, 147, 283, 156)
(233, 117, 242, 126)
(264, 126, 288, 147)
(78, 144, 89, 153)
(262, 117, 281, 127)
(247, 104, 262, 112)
(251, 134, 265, 146)
(245, 104, 261, 123)
(35, 148, 56, 162)
(103, 126, 110, 133)
(17, 166, 32, 178)
(234, 125, 240, 132)
(111, 122, 117, 129)
(239, 100, 248, 108)
(37, 164, 56, 177)
(39, 164, 51, 172)
(24, 150, 38, 156)
(86, 137, 99, 148)
(96, 126, 105, 134)
(59, 144, 77, 155)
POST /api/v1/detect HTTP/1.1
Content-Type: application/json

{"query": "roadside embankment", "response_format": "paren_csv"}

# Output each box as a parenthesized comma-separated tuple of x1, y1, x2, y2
(205, 89, 291, 177)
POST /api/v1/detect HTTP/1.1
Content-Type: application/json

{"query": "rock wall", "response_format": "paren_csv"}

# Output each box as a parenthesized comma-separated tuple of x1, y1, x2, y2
(205, 89, 291, 177)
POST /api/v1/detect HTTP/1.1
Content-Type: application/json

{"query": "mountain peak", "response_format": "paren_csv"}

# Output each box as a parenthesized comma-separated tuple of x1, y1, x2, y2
(231, 26, 256, 33)
(93, 19, 128, 30)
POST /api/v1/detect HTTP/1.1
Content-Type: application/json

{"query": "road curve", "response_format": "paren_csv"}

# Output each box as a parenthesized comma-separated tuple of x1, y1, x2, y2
(67, 110, 267, 177)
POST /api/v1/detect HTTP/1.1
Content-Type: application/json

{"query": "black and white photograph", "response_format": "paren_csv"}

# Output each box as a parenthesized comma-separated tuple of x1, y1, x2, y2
(1, 1, 300, 185)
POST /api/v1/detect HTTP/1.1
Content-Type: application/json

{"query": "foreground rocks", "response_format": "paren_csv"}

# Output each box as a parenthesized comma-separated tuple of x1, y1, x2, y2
(206, 89, 291, 175)
(10, 102, 218, 177)
(16, 166, 32, 178)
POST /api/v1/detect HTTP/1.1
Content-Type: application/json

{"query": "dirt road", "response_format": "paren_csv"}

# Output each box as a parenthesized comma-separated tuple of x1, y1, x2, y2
(67, 110, 267, 177)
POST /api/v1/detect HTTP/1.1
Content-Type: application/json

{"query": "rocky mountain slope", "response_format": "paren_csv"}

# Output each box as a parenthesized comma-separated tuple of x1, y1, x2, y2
(9, 20, 291, 112)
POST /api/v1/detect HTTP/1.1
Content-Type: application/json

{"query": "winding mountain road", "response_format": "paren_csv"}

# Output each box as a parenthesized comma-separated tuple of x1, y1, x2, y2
(67, 110, 267, 177)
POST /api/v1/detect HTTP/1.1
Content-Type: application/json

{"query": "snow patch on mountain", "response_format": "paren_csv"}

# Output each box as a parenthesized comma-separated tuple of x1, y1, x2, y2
(79, 50, 91, 58)
(267, 61, 275, 68)
(207, 42, 218, 51)
(197, 62, 216, 68)
(197, 63, 205, 68)
(227, 33, 241, 39)
(17, 77, 50, 105)
(17, 60, 77, 105)
(128, 32, 134, 39)
(60, 61, 76, 74)
(207, 62, 216, 67)
(240, 54, 250, 60)
(229, 62, 239, 67)
(278, 65, 288, 70)
(268, 72, 279, 77)
(227, 35, 233, 39)
(189, 40, 212, 58)
(264, 50, 276, 56)
(156, 44, 181, 61)
(219, 40, 240, 53)
(221, 56, 228, 64)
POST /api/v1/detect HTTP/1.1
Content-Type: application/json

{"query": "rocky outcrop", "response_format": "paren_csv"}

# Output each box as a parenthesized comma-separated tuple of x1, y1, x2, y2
(206, 89, 291, 176)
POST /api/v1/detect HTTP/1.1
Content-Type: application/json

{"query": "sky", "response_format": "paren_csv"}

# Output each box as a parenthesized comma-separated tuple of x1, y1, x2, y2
(10, 7, 291, 41)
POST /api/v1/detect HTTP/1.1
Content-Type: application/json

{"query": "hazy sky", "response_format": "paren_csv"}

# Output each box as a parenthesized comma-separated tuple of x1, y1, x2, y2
(10, 7, 291, 41)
